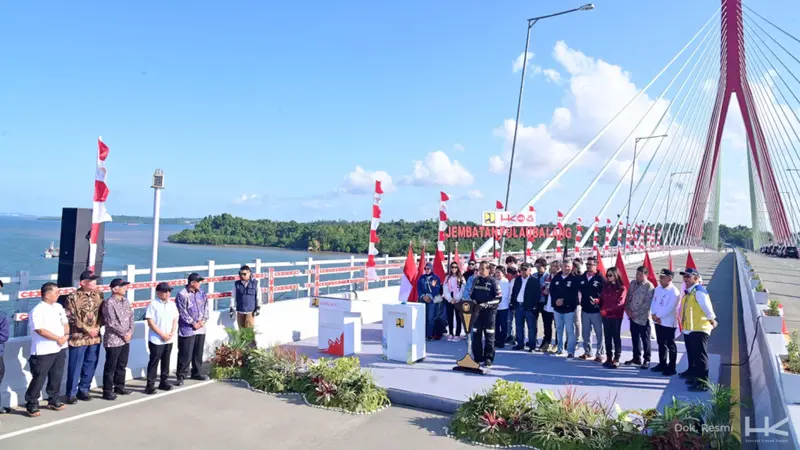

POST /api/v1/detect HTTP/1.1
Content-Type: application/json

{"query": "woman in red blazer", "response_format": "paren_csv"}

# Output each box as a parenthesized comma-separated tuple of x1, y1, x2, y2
(599, 267, 627, 368)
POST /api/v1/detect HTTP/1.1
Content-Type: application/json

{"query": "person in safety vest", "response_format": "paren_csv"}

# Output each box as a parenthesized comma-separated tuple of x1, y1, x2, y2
(679, 267, 718, 392)
(230, 265, 261, 329)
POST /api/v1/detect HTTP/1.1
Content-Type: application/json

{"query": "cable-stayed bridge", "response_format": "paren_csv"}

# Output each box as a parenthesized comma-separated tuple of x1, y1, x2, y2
(478, 0, 800, 257)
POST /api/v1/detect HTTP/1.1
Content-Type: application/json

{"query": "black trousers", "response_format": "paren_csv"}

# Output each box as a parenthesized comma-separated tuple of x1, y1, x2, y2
(25, 349, 66, 406)
(177, 334, 205, 379)
(684, 332, 709, 381)
(630, 320, 652, 362)
(147, 342, 173, 385)
(654, 324, 678, 370)
(103, 344, 130, 393)
(535, 309, 554, 345)
(445, 301, 463, 336)
(471, 307, 497, 364)
(0, 357, 4, 388)
(602, 317, 623, 360)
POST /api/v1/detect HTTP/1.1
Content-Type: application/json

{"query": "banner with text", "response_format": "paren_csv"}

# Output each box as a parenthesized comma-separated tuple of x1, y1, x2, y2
(482, 210, 537, 227)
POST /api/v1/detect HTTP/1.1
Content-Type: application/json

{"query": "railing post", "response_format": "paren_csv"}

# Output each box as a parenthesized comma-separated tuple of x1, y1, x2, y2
(254, 258, 263, 305)
(206, 260, 216, 294)
(363, 262, 369, 292)
(18, 270, 29, 292)
(349, 255, 355, 284)
(314, 264, 320, 297)
(126, 265, 136, 302)
(268, 267, 275, 303)
(384, 254, 390, 288)
(306, 257, 313, 297)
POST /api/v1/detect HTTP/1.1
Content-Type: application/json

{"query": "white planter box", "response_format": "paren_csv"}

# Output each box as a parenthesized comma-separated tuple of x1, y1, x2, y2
(754, 291, 769, 305)
(750, 279, 760, 290)
(762, 312, 784, 334)
(778, 355, 800, 404)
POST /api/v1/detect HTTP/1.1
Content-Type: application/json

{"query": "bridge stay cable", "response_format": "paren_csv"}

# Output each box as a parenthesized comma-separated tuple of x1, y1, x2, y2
(742, 28, 800, 242)
(628, 32, 722, 237)
(650, 66, 723, 247)
(474, 6, 723, 256)
(532, 14, 721, 252)
(582, 29, 721, 249)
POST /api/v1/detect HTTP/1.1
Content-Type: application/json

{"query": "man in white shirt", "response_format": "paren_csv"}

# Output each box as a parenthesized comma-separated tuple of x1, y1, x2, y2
(650, 269, 681, 376)
(24, 282, 69, 417)
(145, 282, 180, 394)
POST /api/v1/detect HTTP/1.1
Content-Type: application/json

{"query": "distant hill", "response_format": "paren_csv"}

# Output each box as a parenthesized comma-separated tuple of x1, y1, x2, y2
(38, 215, 200, 225)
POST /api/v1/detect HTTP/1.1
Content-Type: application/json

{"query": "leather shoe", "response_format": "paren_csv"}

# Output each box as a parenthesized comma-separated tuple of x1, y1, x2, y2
(102, 392, 118, 401)
(76, 391, 92, 401)
(175, 378, 185, 386)
(650, 364, 666, 372)
(145, 385, 157, 395)
(624, 359, 642, 366)
(158, 382, 174, 391)
(191, 375, 210, 381)
(511, 345, 525, 351)
(66, 396, 78, 405)
(114, 388, 132, 396)
(662, 368, 677, 376)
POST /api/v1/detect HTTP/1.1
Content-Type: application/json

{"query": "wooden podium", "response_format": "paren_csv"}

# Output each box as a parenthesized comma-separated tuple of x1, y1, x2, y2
(452, 299, 485, 374)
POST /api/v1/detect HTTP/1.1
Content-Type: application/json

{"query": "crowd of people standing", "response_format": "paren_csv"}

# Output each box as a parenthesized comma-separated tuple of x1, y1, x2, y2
(0, 264, 263, 420)
(416, 254, 718, 392)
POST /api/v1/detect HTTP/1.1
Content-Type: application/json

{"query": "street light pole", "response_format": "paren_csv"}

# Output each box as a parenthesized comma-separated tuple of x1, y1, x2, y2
(499, 3, 594, 260)
(150, 169, 165, 300)
(626, 134, 668, 252)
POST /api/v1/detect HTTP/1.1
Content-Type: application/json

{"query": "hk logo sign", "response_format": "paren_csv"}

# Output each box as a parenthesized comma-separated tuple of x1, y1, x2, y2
(745, 416, 789, 438)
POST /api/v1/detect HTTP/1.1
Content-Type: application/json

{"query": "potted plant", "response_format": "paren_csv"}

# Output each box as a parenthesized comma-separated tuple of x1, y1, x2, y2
(778, 331, 800, 404)
(750, 274, 760, 290)
(754, 283, 769, 305)
(761, 300, 784, 334)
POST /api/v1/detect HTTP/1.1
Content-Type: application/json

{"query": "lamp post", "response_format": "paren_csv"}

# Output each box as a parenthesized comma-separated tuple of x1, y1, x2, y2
(626, 134, 668, 252)
(150, 169, 165, 300)
(499, 3, 595, 260)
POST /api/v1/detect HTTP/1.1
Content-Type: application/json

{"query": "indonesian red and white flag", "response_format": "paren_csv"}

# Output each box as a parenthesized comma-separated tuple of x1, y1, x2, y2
(89, 137, 112, 271)
(496, 200, 504, 210)
(399, 243, 418, 302)
(366, 180, 383, 281)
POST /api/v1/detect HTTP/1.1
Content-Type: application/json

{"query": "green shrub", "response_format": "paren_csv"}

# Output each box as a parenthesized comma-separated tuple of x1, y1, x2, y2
(303, 357, 390, 413)
(449, 380, 740, 449)
(225, 327, 257, 350)
(211, 366, 242, 380)
(247, 345, 309, 393)
(755, 282, 766, 292)
(753, 274, 761, 280)
(766, 299, 781, 317)
(786, 331, 800, 374)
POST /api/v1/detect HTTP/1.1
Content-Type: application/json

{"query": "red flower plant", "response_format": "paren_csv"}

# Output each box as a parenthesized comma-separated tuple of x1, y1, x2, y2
(479, 410, 507, 433)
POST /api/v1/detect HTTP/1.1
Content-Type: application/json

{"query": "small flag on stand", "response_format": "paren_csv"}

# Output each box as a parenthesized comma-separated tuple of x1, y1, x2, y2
(556, 210, 565, 255)
(575, 217, 583, 257)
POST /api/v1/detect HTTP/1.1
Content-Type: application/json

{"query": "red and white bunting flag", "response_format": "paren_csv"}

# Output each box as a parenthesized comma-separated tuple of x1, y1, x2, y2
(526, 233, 533, 258)
(89, 137, 112, 272)
(438, 191, 449, 252)
(574, 217, 583, 256)
(604, 218, 612, 251)
(617, 221, 623, 249)
(555, 210, 564, 255)
(366, 180, 382, 280)
(592, 216, 600, 251)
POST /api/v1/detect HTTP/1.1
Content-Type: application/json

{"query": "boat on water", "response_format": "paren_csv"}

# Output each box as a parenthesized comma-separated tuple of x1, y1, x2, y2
(43, 242, 60, 258)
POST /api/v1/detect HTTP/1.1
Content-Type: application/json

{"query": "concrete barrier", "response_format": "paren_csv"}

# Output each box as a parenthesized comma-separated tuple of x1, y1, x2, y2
(736, 250, 799, 449)
(0, 286, 401, 409)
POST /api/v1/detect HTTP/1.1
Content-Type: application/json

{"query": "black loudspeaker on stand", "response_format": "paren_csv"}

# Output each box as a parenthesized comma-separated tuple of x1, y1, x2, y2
(57, 208, 105, 298)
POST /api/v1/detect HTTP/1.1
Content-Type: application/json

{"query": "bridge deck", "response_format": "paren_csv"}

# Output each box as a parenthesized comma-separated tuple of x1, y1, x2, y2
(0, 251, 751, 448)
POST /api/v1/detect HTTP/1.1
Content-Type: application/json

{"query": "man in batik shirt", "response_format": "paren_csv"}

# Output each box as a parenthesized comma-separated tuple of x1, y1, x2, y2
(64, 270, 104, 404)
(175, 273, 210, 385)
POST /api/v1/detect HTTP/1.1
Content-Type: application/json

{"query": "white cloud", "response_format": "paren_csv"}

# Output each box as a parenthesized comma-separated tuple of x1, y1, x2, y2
(233, 194, 260, 205)
(512, 52, 534, 73)
(405, 150, 475, 186)
(339, 166, 395, 194)
(453, 143, 465, 152)
(467, 189, 484, 199)
(490, 40, 673, 188)
(302, 199, 332, 209)
(543, 68, 562, 84)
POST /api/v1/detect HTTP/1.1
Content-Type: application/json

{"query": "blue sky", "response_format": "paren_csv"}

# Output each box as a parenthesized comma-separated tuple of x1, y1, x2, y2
(1, 0, 797, 227)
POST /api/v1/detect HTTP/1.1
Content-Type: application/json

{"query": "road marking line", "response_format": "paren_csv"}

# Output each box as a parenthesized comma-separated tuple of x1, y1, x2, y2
(732, 257, 742, 439)
(0, 380, 215, 441)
